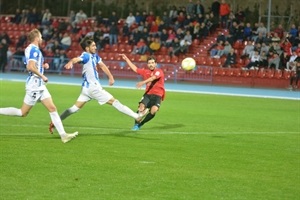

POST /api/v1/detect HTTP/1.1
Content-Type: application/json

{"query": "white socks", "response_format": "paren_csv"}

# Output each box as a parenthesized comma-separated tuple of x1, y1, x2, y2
(60, 105, 80, 120)
(112, 100, 138, 119)
(0, 107, 22, 116)
(49, 111, 66, 137)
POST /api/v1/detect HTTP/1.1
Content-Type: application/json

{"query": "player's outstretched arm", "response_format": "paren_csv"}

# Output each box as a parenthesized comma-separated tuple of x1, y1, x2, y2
(98, 61, 115, 86)
(119, 54, 138, 73)
(64, 57, 82, 69)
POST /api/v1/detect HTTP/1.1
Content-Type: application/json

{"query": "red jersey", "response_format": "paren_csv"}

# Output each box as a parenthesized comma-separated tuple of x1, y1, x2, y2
(136, 67, 165, 100)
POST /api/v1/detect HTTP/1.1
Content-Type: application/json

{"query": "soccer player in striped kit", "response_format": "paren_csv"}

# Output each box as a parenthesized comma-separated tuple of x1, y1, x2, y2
(49, 37, 147, 133)
(0, 29, 78, 143)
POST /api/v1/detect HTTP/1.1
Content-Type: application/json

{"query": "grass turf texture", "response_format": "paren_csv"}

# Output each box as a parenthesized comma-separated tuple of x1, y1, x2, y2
(0, 80, 299, 200)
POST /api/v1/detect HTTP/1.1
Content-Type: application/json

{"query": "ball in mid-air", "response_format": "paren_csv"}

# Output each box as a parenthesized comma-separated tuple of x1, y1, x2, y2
(181, 57, 196, 71)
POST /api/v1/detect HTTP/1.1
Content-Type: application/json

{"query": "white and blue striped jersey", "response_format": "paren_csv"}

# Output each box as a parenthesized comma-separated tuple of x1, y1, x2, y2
(24, 44, 46, 90)
(79, 52, 102, 88)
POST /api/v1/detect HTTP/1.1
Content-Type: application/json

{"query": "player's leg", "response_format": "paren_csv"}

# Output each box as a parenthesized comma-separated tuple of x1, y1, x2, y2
(41, 92, 78, 143)
(93, 88, 145, 120)
(49, 90, 89, 134)
(132, 95, 161, 131)
(0, 103, 32, 117)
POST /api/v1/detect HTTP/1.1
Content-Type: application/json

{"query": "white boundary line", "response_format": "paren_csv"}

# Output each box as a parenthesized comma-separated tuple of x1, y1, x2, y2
(0, 124, 298, 135)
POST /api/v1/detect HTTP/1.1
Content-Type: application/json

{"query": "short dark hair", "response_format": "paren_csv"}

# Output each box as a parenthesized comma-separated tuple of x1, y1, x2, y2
(147, 55, 156, 63)
(80, 36, 94, 50)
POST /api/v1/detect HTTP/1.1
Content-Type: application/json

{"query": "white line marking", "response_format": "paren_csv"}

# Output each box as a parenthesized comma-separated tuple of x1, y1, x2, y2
(0, 124, 298, 135)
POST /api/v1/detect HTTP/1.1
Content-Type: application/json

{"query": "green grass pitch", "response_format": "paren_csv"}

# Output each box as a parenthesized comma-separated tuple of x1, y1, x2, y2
(0, 80, 299, 200)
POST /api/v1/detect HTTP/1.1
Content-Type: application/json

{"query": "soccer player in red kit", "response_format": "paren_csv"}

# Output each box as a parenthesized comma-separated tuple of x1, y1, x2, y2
(120, 54, 165, 131)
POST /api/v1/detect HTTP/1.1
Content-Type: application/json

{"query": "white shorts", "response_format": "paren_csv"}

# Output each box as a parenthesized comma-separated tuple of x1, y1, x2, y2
(24, 76, 51, 106)
(77, 84, 113, 105)
(24, 87, 51, 106)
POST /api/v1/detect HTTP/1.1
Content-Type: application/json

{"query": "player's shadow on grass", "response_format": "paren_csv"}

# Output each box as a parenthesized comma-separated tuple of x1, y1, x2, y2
(151, 123, 185, 130)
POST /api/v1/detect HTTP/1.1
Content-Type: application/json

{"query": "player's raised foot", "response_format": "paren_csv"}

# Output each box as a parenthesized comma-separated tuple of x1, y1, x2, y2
(131, 124, 140, 131)
(136, 108, 149, 122)
(49, 122, 54, 134)
(61, 132, 79, 143)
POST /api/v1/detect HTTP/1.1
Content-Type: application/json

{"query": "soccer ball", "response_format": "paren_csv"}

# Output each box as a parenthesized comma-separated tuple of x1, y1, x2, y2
(181, 57, 196, 71)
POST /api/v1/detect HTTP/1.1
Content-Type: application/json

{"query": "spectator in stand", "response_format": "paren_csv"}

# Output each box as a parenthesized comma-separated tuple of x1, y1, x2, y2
(20, 9, 28, 24)
(60, 33, 72, 50)
(281, 38, 292, 63)
(273, 24, 284, 39)
(287, 52, 300, 90)
(161, 11, 171, 28)
(41, 9, 52, 26)
(199, 22, 209, 40)
(132, 38, 148, 55)
(244, 22, 252, 41)
(135, 11, 142, 25)
(244, 49, 260, 70)
(195, 13, 204, 24)
(93, 27, 104, 50)
(257, 22, 267, 38)
(16, 31, 27, 48)
(169, 37, 181, 56)
(146, 11, 156, 24)
(27, 8, 40, 25)
(183, 30, 192, 44)
(263, 32, 273, 45)
(289, 24, 298, 38)
(195, 0, 205, 16)
(268, 51, 280, 70)
(57, 18, 69, 33)
(251, 22, 259, 41)
(177, 11, 186, 28)
(259, 51, 268, 68)
(11, 46, 25, 71)
(227, 11, 236, 28)
(175, 28, 185, 40)
(223, 48, 236, 68)
(158, 20, 167, 35)
(69, 10, 76, 26)
(12, 8, 22, 24)
(108, 11, 119, 26)
(209, 12, 219, 33)
(52, 49, 68, 74)
(109, 21, 118, 46)
(216, 40, 232, 58)
(51, 40, 63, 53)
(125, 12, 136, 28)
(255, 33, 265, 44)
(210, 40, 224, 58)
(149, 21, 159, 37)
(211, 0, 220, 18)
(95, 10, 103, 26)
(160, 29, 169, 46)
(149, 37, 161, 55)
(141, 11, 148, 23)
(186, 0, 195, 18)
(241, 41, 254, 58)
(0, 39, 8, 73)
(165, 29, 176, 47)
(216, 31, 226, 43)
(169, 5, 178, 23)
(260, 42, 270, 56)
(179, 39, 191, 55)
(122, 23, 130, 38)
(286, 50, 298, 71)
(73, 10, 87, 27)
(292, 33, 300, 51)
(235, 7, 245, 23)
(219, 0, 230, 28)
